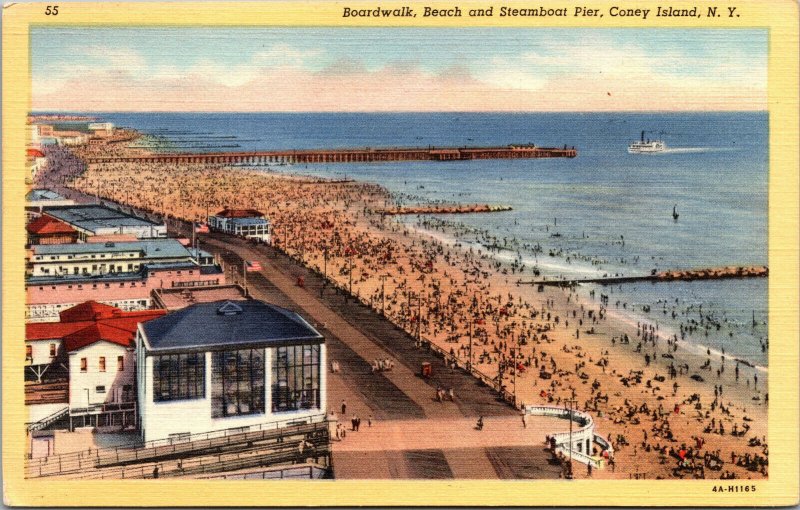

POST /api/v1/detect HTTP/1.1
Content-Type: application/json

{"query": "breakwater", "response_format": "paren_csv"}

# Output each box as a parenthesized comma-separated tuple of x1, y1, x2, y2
(377, 204, 512, 215)
(84, 144, 577, 165)
(520, 265, 768, 286)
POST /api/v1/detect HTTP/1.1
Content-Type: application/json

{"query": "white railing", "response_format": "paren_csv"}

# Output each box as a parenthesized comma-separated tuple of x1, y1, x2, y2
(524, 404, 607, 468)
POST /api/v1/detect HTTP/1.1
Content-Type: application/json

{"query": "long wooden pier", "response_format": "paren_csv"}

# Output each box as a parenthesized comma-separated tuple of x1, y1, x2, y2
(84, 145, 577, 165)
(518, 265, 768, 287)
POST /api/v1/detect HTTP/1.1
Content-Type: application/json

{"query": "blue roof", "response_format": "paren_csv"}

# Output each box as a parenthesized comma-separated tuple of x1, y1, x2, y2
(26, 189, 64, 201)
(44, 205, 163, 233)
(141, 300, 323, 353)
(33, 239, 190, 259)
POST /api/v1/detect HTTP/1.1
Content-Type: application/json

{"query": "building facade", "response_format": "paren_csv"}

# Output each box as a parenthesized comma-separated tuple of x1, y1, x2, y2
(136, 300, 325, 442)
(27, 239, 200, 277)
(26, 302, 165, 428)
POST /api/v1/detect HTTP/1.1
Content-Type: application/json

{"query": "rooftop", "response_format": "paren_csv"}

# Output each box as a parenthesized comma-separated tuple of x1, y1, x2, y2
(26, 261, 217, 286)
(141, 300, 323, 354)
(213, 208, 265, 219)
(27, 301, 166, 352)
(154, 285, 248, 311)
(32, 238, 191, 259)
(26, 215, 77, 236)
(43, 204, 164, 233)
(26, 189, 64, 201)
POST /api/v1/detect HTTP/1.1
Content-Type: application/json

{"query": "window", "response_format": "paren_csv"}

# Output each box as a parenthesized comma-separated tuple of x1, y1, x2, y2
(211, 349, 265, 418)
(25, 345, 32, 361)
(80, 358, 87, 372)
(117, 356, 124, 371)
(153, 352, 206, 402)
(49, 343, 56, 357)
(99, 357, 106, 372)
(272, 344, 321, 413)
(96, 385, 106, 393)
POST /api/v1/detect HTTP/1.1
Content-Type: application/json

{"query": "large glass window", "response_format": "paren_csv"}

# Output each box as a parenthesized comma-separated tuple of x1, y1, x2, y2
(272, 344, 321, 413)
(153, 353, 206, 402)
(211, 349, 265, 418)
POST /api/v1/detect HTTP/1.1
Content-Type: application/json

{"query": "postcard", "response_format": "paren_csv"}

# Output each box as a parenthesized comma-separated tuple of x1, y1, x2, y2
(2, 0, 798, 506)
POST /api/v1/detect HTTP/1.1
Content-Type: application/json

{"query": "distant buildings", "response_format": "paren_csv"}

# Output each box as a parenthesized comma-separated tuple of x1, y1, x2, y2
(87, 122, 115, 137)
(42, 204, 167, 241)
(209, 208, 271, 243)
(26, 148, 47, 181)
(26, 239, 224, 322)
(136, 300, 325, 442)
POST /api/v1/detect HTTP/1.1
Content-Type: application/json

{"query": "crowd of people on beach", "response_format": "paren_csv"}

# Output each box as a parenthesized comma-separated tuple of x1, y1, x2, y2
(35, 136, 770, 481)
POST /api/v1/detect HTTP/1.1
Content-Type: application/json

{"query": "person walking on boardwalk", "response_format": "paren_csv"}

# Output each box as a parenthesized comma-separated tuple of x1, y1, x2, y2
(341, 400, 347, 415)
(522, 412, 528, 428)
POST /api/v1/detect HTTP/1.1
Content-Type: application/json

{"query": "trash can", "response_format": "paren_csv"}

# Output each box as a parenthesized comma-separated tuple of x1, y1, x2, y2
(421, 362, 432, 377)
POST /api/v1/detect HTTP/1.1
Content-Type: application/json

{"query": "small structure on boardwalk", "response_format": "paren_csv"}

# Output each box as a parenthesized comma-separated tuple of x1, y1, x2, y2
(208, 208, 271, 243)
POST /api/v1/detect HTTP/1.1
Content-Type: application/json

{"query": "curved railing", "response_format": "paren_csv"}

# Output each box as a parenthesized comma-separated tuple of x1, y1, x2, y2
(524, 405, 610, 468)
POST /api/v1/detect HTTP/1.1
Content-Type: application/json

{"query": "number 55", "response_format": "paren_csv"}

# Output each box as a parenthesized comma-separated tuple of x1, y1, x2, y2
(45, 5, 58, 15)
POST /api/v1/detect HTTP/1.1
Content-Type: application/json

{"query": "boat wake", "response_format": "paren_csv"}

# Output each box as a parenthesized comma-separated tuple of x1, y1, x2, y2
(662, 147, 737, 154)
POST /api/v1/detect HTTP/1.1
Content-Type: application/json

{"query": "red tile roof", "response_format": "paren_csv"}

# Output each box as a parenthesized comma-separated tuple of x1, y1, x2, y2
(59, 301, 120, 322)
(26, 301, 166, 352)
(27, 148, 46, 158)
(26, 215, 77, 236)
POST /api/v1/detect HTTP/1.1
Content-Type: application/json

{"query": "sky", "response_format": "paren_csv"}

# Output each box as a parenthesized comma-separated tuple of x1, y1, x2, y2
(31, 27, 767, 112)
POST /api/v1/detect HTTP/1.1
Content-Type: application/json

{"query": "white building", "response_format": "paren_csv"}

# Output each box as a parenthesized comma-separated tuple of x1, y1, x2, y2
(208, 208, 270, 243)
(136, 300, 325, 442)
(25, 301, 165, 429)
(43, 204, 167, 241)
(27, 239, 198, 277)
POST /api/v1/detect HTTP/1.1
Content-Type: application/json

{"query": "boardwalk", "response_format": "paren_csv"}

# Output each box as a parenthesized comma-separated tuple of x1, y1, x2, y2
(194, 230, 566, 479)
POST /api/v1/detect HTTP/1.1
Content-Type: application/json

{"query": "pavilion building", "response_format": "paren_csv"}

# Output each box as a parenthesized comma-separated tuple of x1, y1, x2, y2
(136, 300, 325, 442)
(208, 208, 270, 243)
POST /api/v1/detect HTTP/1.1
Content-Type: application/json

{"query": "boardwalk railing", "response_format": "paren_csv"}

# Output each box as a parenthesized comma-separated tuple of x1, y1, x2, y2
(25, 413, 326, 478)
(37, 433, 330, 480)
(27, 406, 69, 433)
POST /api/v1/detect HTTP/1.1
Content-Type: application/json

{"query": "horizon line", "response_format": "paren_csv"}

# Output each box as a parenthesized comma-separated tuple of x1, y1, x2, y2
(31, 109, 769, 114)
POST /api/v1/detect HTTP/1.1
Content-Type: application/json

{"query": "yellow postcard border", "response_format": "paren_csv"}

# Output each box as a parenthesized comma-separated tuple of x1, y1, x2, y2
(3, 1, 798, 506)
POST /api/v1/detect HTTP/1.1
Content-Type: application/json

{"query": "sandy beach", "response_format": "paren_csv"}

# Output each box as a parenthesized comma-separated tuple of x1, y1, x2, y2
(37, 135, 769, 480)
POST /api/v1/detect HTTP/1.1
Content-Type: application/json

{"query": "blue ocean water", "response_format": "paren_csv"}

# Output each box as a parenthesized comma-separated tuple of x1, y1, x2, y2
(89, 112, 768, 365)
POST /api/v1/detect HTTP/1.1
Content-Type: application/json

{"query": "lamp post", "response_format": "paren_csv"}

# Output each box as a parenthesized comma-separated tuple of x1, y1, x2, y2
(379, 274, 388, 316)
(349, 251, 354, 298)
(468, 320, 473, 371)
(512, 331, 518, 407)
(320, 243, 329, 297)
(564, 397, 578, 479)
